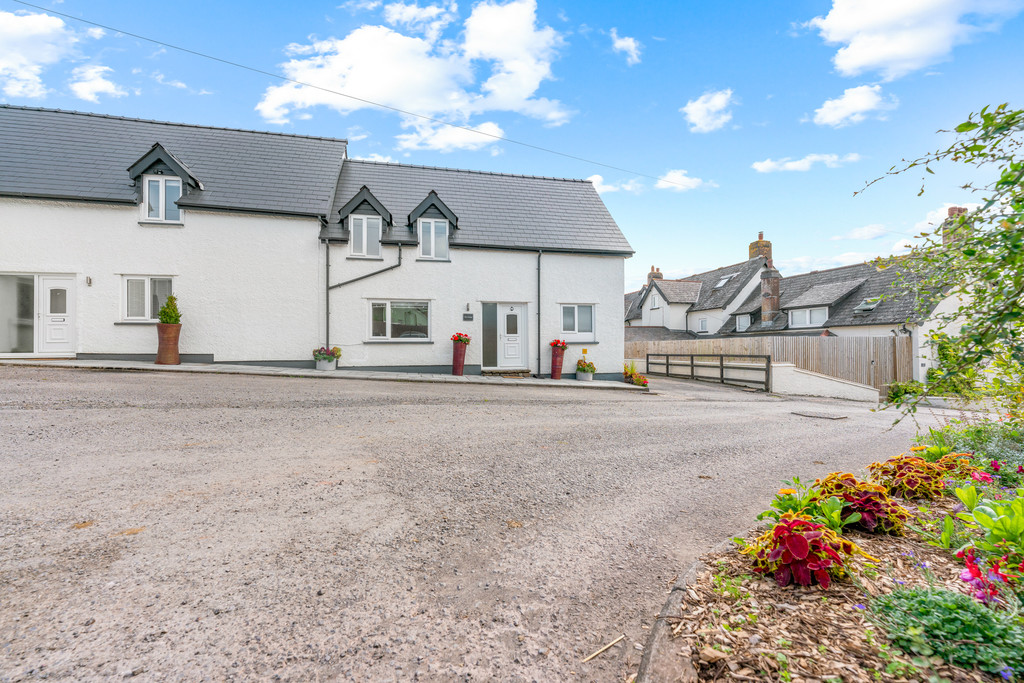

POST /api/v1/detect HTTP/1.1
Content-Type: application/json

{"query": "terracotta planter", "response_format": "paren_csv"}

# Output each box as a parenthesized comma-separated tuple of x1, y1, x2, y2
(452, 341, 468, 376)
(550, 346, 565, 379)
(155, 323, 181, 365)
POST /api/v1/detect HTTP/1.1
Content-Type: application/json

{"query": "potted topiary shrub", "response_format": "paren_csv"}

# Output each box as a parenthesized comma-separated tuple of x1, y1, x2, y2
(155, 294, 182, 365)
(576, 356, 596, 381)
(451, 332, 470, 375)
(313, 346, 342, 371)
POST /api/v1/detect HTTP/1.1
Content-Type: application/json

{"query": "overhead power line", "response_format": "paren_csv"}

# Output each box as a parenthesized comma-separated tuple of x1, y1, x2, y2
(11, 0, 693, 188)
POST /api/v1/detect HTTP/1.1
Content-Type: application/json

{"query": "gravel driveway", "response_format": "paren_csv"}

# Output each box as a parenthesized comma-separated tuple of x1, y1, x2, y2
(0, 367, 944, 681)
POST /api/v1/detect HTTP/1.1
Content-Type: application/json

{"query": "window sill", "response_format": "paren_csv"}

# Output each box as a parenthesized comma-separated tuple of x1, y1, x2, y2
(565, 340, 597, 345)
(138, 221, 184, 228)
(347, 256, 385, 261)
(115, 320, 158, 325)
(364, 339, 434, 344)
(415, 258, 451, 263)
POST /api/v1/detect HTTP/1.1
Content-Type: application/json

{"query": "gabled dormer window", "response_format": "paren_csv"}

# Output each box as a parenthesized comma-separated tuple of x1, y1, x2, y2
(349, 215, 382, 258)
(143, 175, 182, 223)
(418, 219, 449, 260)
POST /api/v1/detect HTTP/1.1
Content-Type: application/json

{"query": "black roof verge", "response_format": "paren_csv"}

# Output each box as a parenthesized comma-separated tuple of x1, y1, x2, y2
(408, 190, 457, 229)
(127, 143, 204, 190)
(338, 185, 393, 226)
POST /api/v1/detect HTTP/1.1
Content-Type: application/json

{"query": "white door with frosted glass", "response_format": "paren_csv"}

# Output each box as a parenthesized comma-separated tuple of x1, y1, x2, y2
(38, 276, 75, 354)
(497, 304, 526, 368)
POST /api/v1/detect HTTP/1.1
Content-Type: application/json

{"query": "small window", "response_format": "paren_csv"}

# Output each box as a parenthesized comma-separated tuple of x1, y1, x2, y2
(143, 175, 183, 223)
(369, 300, 429, 340)
(123, 276, 172, 320)
(698, 317, 708, 332)
(714, 274, 736, 289)
(350, 215, 382, 258)
(736, 314, 750, 332)
(789, 307, 828, 328)
(650, 294, 660, 309)
(561, 304, 595, 341)
(418, 219, 449, 260)
(854, 297, 880, 313)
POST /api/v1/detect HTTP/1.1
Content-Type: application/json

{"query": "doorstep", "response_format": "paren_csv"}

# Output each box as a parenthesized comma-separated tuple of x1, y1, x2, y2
(0, 359, 648, 392)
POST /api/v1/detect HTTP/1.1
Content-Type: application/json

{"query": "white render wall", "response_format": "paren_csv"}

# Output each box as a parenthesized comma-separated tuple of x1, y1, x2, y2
(0, 197, 323, 361)
(328, 244, 626, 376)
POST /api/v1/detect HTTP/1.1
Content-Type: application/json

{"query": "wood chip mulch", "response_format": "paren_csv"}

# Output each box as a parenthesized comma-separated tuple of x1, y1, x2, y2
(667, 498, 996, 682)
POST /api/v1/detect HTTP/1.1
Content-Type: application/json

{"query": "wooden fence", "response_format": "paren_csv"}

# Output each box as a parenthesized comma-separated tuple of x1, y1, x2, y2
(624, 336, 914, 392)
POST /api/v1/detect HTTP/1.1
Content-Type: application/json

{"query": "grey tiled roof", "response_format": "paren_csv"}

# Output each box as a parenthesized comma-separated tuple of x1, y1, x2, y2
(687, 257, 766, 311)
(625, 326, 699, 342)
(327, 159, 632, 254)
(727, 261, 936, 333)
(624, 288, 645, 321)
(652, 279, 702, 304)
(0, 105, 347, 217)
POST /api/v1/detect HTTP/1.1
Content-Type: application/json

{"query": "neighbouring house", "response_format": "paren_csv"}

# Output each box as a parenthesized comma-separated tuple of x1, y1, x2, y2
(0, 106, 632, 377)
(624, 233, 770, 342)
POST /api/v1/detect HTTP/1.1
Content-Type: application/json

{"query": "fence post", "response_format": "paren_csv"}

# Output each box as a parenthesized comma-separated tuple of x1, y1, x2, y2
(689, 354, 694, 380)
(719, 355, 725, 384)
(765, 356, 771, 392)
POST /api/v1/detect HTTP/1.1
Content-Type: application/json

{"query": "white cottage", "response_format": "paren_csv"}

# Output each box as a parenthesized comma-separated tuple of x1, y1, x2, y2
(0, 106, 632, 378)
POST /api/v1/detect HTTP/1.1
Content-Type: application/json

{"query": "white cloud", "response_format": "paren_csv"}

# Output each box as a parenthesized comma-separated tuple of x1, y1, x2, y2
(586, 174, 642, 194)
(68, 65, 126, 102)
(0, 10, 78, 98)
(776, 252, 879, 272)
(395, 119, 504, 152)
(86, 27, 105, 39)
(257, 0, 567, 151)
(340, 0, 382, 12)
(807, 0, 1023, 81)
(352, 152, 398, 162)
(830, 223, 888, 240)
(153, 72, 188, 89)
(609, 28, 641, 65)
(680, 89, 734, 133)
(383, 1, 457, 42)
(913, 202, 981, 234)
(752, 152, 861, 173)
(655, 169, 716, 192)
(812, 84, 897, 127)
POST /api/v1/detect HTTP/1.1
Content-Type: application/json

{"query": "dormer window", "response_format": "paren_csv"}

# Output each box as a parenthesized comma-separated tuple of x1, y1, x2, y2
(418, 219, 449, 260)
(143, 175, 182, 222)
(736, 314, 750, 332)
(349, 215, 382, 258)
(789, 307, 828, 328)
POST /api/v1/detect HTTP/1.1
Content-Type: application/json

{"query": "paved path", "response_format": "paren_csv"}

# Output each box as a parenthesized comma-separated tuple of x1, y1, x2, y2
(0, 367, 948, 681)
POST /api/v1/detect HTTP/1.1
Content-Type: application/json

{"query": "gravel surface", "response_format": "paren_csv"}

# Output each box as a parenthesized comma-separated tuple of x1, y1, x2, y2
(0, 367, 947, 681)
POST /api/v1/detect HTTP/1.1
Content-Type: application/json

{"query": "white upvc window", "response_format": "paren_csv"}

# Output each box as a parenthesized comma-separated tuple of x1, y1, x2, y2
(349, 215, 382, 258)
(142, 175, 183, 223)
(789, 307, 828, 328)
(369, 300, 430, 340)
(650, 294, 660, 309)
(698, 317, 708, 332)
(560, 303, 595, 342)
(418, 219, 449, 260)
(123, 276, 173, 320)
(736, 314, 751, 332)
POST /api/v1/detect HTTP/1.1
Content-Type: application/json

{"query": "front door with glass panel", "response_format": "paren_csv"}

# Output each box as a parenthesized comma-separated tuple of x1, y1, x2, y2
(497, 304, 526, 368)
(38, 277, 75, 354)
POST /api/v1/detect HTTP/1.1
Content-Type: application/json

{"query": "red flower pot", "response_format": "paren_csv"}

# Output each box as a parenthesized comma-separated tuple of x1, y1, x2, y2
(551, 346, 565, 379)
(452, 341, 467, 376)
(156, 323, 181, 365)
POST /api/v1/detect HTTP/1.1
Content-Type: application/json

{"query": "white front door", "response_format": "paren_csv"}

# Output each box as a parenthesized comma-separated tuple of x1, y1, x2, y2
(498, 304, 526, 368)
(38, 277, 75, 354)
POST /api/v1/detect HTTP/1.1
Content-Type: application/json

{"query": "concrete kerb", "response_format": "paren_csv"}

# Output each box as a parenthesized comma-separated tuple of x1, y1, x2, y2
(636, 537, 738, 683)
(0, 360, 648, 392)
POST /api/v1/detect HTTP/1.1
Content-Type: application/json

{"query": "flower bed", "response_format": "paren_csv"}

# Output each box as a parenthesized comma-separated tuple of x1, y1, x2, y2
(662, 416, 1024, 682)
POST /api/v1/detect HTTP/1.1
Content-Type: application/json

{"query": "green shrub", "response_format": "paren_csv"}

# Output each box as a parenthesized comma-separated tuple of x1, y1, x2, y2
(157, 294, 182, 324)
(888, 380, 924, 403)
(871, 587, 1024, 677)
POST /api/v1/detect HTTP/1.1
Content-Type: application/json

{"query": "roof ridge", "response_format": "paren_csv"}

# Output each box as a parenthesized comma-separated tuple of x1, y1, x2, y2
(344, 157, 591, 183)
(686, 255, 763, 279)
(782, 261, 875, 280)
(0, 104, 349, 144)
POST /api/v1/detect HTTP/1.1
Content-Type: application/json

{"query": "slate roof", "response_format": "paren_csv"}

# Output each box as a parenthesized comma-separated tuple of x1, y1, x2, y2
(624, 288, 645, 321)
(688, 257, 766, 311)
(0, 105, 348, 217)
(625, 326, 699, 342)
(652, 279, 702, 304)
(725, 261, 936, 334)
(325, 159, 632, 255)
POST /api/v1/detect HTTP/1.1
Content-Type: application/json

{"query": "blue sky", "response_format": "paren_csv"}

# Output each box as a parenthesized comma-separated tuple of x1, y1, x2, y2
(2, 0, 1022, 290)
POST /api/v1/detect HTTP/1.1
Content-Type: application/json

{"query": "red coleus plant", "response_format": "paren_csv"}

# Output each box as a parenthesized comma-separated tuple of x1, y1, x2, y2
(813, 472, 912, 535)
(867, 454, 945, 500)
(935, 453, 980, 480)
(741, 512, 876, 589)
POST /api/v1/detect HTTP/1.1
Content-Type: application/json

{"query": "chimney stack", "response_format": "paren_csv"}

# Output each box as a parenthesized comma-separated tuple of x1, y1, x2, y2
(749, 232, 772, 260)
(943, 206, 968, 245)
(647, 266, 663, 284)
(760, 260, 781, 324)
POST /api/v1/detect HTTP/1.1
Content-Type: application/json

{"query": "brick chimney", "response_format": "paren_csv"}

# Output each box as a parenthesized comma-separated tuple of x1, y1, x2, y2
(943, 206, 968, 245)
(647, 266, 663, 284)
(760, 260, 781, 324)
(749, 231, 772, 260)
